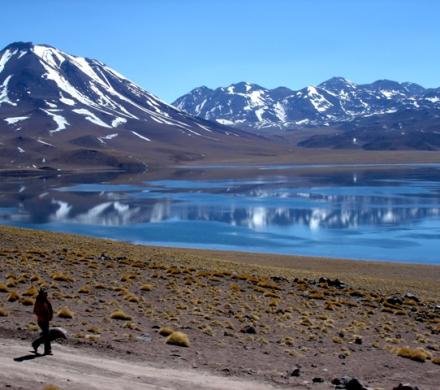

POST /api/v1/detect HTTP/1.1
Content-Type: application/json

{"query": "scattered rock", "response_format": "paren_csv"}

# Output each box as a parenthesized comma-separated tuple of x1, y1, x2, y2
(318, 277, 346, 289)
(136, 333, 152, 342)
(354, 336, 363, 345)
(312, 377, 324, 383)
(386, 295, 403, 305)
(404, 292, 420, 302)
(332, 376, 367, 390)
(290, 367, 301, 377)
(271, 276, 288, 283)
(241, 325, 256, 334)
(392, 384, 420, 390)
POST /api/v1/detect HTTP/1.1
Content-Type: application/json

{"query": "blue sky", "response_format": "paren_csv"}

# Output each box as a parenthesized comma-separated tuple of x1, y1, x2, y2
(2, 0, 439, 102)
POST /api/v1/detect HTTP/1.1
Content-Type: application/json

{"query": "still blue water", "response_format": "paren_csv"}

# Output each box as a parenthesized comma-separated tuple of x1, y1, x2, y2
(1, 166, 440, 263)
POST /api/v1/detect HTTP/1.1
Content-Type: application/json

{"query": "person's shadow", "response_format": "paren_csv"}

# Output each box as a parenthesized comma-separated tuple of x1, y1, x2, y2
(14, 352, 45, 362)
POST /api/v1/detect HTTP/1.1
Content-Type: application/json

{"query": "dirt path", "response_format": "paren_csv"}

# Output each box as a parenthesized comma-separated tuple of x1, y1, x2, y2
(0, 338, 280, 390)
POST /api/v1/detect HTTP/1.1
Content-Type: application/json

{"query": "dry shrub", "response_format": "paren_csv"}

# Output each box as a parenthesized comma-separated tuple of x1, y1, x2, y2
(123, 322, 140, 330)
(308, 291, 325, 300)
(26, 322, 39, 331)
(86, 326, 101, 334)
(51, 272, 74, 282)
(78, 286, 91, 294)
(7, 291, 20, 302)
(0, 282, 8, 293)
(23, 285, 38, 297)
(432, 357, 440, 365)
(6, 278, 16, 288)
(229, 283, 241, 292)
(257, 279, 280, 290)
(282, 336, 295, 346)
(263, 291, 280, 299)
(21, 297, 34, 306)
(121, 274, 136, 282)
(166, 331, 190, 347)
(42, 385, 61, 390)
(140, 283, 153, 291)
(397, 346, 431, 362)
(159, 326, 174, 336)
(0, 307, 8, 317)
(57, 307, 74, 319)
(110, 308, 132, 321)
(124, 293, 140, 303)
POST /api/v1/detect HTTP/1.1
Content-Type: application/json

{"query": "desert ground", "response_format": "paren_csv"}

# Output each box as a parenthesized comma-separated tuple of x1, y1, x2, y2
(0, 226, 439, 389)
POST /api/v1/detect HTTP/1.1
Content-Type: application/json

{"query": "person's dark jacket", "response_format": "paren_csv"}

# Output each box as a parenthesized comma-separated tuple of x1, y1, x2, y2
(33, 296, 53, 323)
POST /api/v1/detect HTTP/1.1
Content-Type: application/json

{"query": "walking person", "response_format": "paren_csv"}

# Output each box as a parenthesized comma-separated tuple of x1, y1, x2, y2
(32, 288, 53, 355)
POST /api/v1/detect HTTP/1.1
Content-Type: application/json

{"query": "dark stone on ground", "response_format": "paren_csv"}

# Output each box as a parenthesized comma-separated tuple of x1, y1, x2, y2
(392, 384, 420, 390)
(387, 295, 404, 305)
(240, 325, 256, 334)
(332, 376, 367, 390)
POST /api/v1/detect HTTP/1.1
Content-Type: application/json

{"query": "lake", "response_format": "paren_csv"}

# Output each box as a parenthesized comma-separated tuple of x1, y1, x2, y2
(1, 164, 440, 264)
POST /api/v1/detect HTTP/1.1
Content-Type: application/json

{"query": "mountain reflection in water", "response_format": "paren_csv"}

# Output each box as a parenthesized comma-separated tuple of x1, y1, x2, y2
(1, 166, 440, 263)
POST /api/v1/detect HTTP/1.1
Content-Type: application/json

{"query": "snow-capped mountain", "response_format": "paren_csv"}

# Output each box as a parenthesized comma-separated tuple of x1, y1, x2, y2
(0, 42, 264, 170)
(173, 77, 440, 130)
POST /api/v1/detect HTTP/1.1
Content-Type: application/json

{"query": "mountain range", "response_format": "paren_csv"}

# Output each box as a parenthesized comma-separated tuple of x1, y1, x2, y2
(173, 79, 440, 130)
(0, 42, 270, 171)
(1, 41, 440, 171)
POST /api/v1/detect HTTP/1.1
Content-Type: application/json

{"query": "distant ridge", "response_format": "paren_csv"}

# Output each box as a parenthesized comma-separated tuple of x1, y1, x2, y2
(173, 78, 440, 130)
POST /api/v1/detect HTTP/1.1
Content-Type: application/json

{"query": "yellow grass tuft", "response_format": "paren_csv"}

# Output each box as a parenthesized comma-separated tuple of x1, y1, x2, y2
(166, 331, 190, 347)
(229, 283, 241, 292)
(121, 273, 136, 282)
(0, 307, 8, 317)
(124, 293, 140, 303)
(256, 279, 280, 290)
(22, 285, 38, 297)
(263, 291, 280, 299)
(397, 346, 431, 362)
(21, 297, 34, 306)
(110, 308, 132, 321)
(432, 357, 440, 365)
(6, 278, 16, 288)
(7, 291, 20, 302)
(51, 272, 74, 282)
(159, 326, 174, 336)
(86, 326, 101, 334)
(41, 384, 61, 390)
(0, 282, 8, 293)
(78, 286, 91, 294)
(57, 307, 74, 319)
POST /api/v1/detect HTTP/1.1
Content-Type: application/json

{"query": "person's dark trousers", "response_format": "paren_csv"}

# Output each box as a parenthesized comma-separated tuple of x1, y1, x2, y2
(33, 321, 51, 354)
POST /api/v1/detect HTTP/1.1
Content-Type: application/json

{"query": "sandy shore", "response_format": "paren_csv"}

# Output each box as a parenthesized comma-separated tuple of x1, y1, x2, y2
(0, 226, 439, 389)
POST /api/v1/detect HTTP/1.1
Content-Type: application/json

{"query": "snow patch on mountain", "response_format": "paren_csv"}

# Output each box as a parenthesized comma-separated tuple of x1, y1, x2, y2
(0, 75, 17, 106)
(72, 108, 111, 128)
(131, 131, 151, 142)
(111, 117, 127, 127)
(4, 116, 29, 124)
(41, 109, 70, 133)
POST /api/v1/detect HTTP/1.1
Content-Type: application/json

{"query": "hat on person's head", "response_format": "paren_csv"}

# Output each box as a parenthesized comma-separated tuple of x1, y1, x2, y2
(38, 287, 48, 295)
